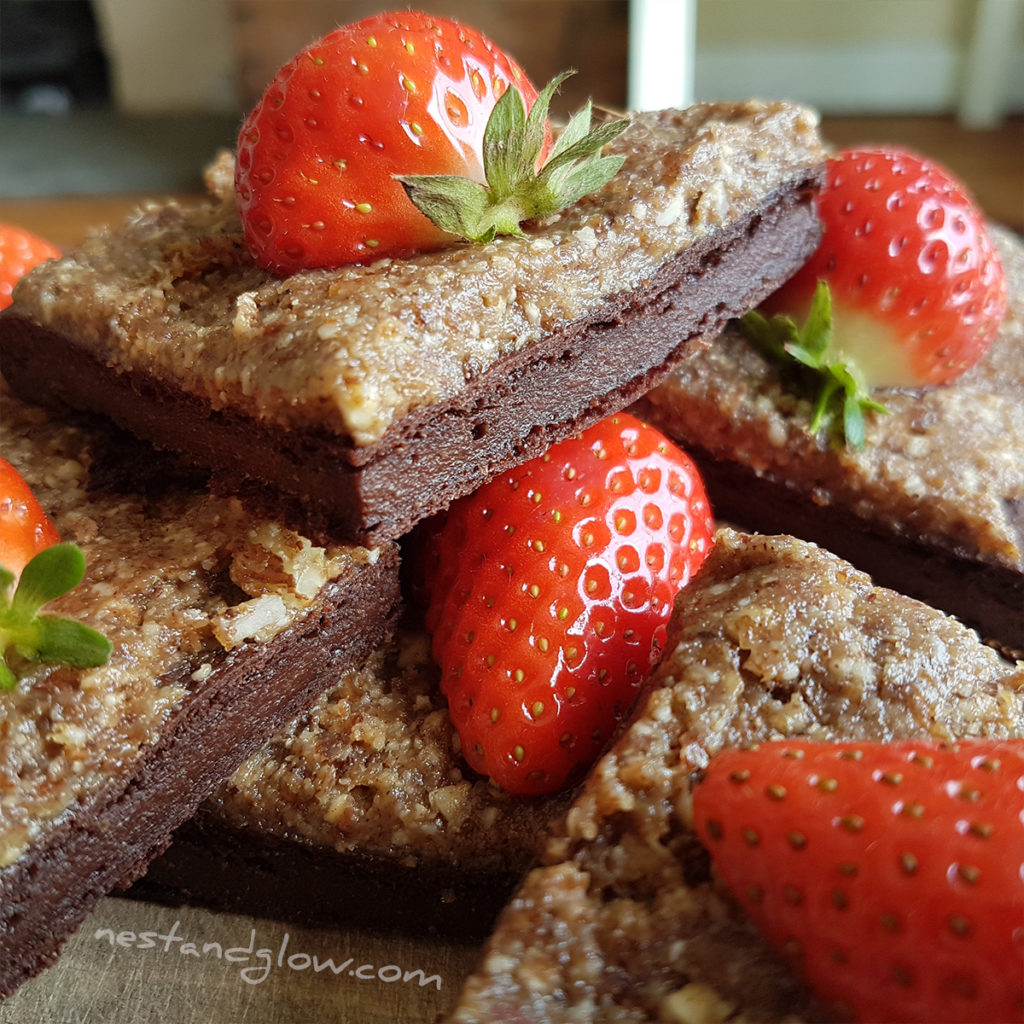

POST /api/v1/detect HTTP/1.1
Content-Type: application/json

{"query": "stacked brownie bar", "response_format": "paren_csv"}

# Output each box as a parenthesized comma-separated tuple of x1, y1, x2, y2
(0, 99, 827, 997)
(0, 385, 400, 996)
(0, 102, 826, 546)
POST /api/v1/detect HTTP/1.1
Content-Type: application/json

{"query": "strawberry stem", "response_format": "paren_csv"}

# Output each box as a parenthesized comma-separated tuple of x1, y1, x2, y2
(0, 543, 112, 689)
(740, 282, 888, 450)
(398, 72, 630, 244)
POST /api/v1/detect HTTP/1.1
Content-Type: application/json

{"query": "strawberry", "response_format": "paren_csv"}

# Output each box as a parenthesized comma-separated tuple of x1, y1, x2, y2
(0, 459, 111, 688)
(0, 222, 59, 310)
(744, 147, 1007, 447)
(425, 413, 714, 795)
(693, 739, 1024, 1023)
(0, 458, 60, 579)
(235, 10, 628, 274)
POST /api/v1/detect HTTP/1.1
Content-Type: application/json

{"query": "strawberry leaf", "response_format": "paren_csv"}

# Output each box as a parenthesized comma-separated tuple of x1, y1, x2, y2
(11, 542, 85, 611)
(540, 108, 627, 176)
(547, 92, 591, 156)
(399, 176, 491, 242)
(32, 615, 112, 667)
(482, 74, 530, 197)
(740, 281, 888, 450)
(0, 543, 112, 689)
(739, 309, 794, 362)
(399, 72, 629, 244)
(521, 73, 561, 169)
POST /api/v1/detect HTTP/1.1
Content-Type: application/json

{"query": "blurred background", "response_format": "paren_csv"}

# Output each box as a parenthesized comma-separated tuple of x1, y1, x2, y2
(0, 0, 1021, 234)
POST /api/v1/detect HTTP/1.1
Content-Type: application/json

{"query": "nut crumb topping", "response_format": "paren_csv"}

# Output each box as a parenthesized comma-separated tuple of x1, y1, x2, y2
(213, 627, 562, 874)
(0, 385, 373, 867)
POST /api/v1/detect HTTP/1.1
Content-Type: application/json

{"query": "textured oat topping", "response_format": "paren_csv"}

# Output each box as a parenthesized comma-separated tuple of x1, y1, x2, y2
(10, 103, 825, 446)
(211, 627, 559, 874)
(0, 385, 375, 868)
(641, 228, 1024, 567)
(451, 530, 1024, 1023)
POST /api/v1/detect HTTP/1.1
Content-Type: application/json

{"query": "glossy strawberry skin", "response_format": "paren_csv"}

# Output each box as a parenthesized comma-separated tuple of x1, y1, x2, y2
(766, 147, 1007, 388)
(426, 413, 714, 795)
(0, 458, 60, 579)
(236, 11, 543, 274)
(693, 739, 1024, 1023)
(0, 222, 59, 310)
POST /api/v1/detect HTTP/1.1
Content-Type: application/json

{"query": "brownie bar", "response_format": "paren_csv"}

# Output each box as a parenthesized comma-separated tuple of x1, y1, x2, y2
(0, 103, 826, 546)
(449, 530, 1024, 1023)
(637, 227, 1024, 656)
(664, 450, 1024, 655)
(133, 623, 567, 938)
(0, 387, 401, 998)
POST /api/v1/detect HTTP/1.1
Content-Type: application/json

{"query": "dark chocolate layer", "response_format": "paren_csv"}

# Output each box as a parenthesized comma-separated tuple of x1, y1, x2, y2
(0, 176, 821, 547)
(0, 546, 400, 998)
(133, 813, 524, 940)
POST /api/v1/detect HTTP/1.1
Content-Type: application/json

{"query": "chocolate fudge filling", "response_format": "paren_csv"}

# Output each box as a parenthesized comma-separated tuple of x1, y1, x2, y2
(0, 385, 400, 998)
(0, 102, 826, 546)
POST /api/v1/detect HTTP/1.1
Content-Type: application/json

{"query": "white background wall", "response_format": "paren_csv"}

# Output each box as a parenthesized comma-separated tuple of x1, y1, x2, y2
(93, 0, 1024, 125)
(692, 0, 1024, 125)
(93, 0, 238, 113)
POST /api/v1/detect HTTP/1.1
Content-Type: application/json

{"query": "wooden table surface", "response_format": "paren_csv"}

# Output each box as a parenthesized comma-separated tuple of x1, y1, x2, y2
(0, 194, 191, 251)
(0, 897, 481, 1023)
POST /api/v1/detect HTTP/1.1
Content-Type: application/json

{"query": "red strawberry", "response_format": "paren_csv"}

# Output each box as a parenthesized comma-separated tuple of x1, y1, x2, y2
(0, 459, 111, 688)
(426, 413, 714, 795)
(235, 10, 627, 274)
(744, 147, 1008, 446)
(0, 222, 59, 310)
(0, 457, 60, 579)
(693, 738, 1024, 1023)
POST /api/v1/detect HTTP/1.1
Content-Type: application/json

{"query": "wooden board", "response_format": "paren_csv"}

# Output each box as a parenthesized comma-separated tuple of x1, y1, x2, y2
(0, 898, 481, 1023)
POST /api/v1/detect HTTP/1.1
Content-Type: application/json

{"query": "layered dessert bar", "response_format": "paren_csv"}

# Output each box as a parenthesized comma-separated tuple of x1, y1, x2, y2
(637, 225, 1024, 656)
(449, 529, 1024, 1022)
(0, 101, 826, 546)
(0, 383, 400, 997)
(134, 622, 565, 935)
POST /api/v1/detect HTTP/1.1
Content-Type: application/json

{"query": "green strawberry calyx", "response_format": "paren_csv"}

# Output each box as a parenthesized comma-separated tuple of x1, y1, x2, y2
(0, 543, 112, 689)
(740, 281, 889, 450)
(398, 71, 630, 244)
